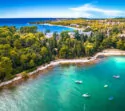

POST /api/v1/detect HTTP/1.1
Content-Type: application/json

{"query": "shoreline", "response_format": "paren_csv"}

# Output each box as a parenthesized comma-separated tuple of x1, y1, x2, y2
(1, 49, 125, 88)
(41, 23, 82, 31)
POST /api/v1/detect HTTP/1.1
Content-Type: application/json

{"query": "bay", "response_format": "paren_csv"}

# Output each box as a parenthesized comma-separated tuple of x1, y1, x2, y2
(0, 56, 125, 111)
(0, 18, 74, 33)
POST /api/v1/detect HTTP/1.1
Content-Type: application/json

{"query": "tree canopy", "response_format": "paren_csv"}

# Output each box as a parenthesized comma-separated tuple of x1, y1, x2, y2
(0, 19, 125, 82)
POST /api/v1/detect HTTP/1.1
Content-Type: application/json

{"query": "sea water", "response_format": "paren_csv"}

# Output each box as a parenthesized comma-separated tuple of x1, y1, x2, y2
(0, 18, 74, 33)
(0, 56, 125, 111)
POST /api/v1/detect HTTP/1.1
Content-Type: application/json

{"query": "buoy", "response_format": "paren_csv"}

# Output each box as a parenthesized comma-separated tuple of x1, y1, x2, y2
(108, 96, 114, 100)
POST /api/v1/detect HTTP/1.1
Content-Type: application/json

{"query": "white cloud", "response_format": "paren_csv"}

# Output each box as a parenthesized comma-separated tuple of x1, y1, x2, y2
(0, 4, 124, 18)
(70, 4, 124, 18)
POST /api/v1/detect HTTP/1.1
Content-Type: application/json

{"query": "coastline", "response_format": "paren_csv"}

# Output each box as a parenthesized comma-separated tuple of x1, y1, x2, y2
(42, 23, 82, 31)
(1, 49, 125, 89)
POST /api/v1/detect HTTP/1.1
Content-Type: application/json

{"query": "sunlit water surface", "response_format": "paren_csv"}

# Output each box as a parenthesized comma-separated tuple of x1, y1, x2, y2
(0, 56, 125, 111)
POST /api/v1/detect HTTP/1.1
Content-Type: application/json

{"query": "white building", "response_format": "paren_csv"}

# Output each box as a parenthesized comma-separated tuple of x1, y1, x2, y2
(68, 31, 92, 38)
(45, 32, 53, 38)
(119, 34, 125, 38)
(68, 32, 75, 38)
(70, 24, 79, 28)
(79, 31, 92, 37)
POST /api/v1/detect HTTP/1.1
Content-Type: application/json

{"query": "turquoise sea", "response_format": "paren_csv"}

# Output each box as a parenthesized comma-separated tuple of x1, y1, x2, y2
(0, 56, 125, 111)
(0, 18, 74, 33)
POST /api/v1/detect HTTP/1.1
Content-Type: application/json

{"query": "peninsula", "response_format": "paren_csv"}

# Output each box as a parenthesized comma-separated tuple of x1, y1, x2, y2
(1, 18, 125, 87)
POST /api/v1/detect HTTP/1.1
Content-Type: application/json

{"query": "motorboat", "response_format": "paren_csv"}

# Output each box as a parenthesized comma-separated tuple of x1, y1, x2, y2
(113, 75, 120, 79)
(82, 93, 90, 98)
(75, 80, 83, 84)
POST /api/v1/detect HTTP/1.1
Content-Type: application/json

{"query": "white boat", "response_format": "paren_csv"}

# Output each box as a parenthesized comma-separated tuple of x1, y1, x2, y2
(104, 84, 108, 88)
(82, 93, 90, 98)
(75, 80, 83, 84)
(113, 75, 120, 79)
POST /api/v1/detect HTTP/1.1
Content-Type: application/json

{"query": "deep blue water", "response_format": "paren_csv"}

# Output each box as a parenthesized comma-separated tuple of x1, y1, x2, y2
(0, 18, 74, 32)
(0, 18, 56, 25)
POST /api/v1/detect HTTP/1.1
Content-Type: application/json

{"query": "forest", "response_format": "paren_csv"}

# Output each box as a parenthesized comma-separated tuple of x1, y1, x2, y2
(0, 20, 125, 82)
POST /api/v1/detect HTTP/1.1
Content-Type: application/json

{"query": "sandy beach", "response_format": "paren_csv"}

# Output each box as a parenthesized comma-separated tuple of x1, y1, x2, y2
(42, 23, 82, 31)
(1, 49, 125, 88)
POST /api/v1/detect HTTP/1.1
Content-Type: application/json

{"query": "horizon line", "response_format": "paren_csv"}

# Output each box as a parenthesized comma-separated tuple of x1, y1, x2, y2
(0, 17, 125, 19)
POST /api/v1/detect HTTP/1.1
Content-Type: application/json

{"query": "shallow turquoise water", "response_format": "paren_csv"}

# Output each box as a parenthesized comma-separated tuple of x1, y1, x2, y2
(0, 18, 74, 33)
(0, 24, 74, 33)
(0, 56, 125, 111)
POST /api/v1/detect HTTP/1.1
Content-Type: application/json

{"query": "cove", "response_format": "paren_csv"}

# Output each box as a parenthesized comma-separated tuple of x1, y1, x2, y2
(0, 18, 74, 33)
(0, 56, 125, 111)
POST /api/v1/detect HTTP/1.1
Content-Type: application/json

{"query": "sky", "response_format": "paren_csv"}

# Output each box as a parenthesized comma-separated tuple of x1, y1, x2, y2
(0, 0, 125, 18)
